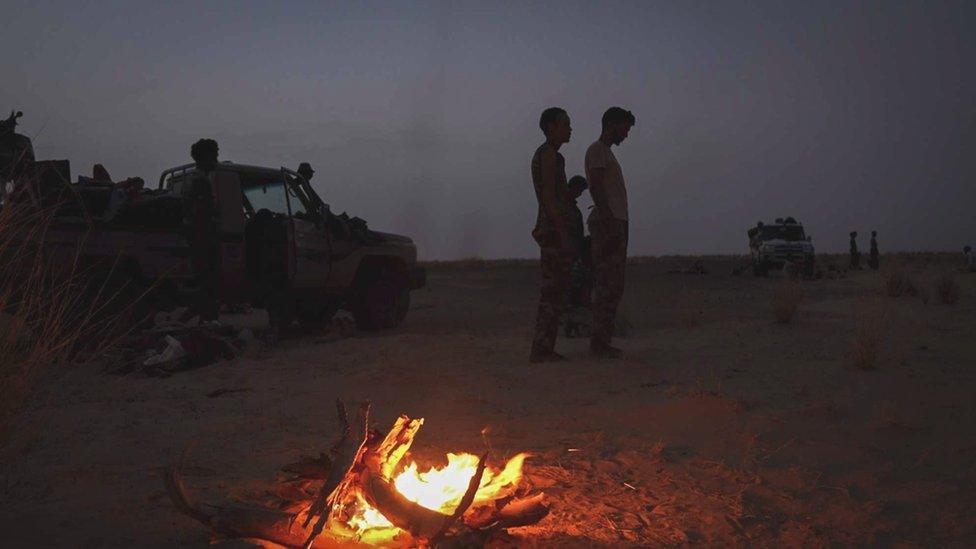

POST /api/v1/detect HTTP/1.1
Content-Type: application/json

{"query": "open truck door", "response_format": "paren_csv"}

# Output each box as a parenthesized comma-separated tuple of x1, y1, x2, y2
(281, 167, 330, 290)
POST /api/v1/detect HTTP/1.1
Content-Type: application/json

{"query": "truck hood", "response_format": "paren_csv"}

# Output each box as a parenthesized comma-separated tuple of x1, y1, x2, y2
(372, 231, 415, 245)
(761, 239, 814, 251)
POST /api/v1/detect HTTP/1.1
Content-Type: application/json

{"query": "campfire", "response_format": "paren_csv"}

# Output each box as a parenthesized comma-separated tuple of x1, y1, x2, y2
(165, 401, 550, 547)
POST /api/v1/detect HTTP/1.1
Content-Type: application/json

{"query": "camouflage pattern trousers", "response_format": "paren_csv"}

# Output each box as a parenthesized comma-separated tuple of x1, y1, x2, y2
(532, 238, 573, 354)
(589, 218, 629, 347)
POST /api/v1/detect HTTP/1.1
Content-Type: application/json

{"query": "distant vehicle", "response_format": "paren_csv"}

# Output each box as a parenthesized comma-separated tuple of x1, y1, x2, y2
(10, 154, 424, 330)
(747, 217, 815, 277)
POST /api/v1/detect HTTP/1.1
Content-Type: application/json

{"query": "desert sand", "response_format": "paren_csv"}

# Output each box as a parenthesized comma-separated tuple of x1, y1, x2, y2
(2, 254, 975, 547)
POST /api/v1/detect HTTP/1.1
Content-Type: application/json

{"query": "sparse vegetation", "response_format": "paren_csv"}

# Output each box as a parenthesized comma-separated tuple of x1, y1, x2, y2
(851, 304, 887, 371)
(884, 267, 919, 298)
(772, 282, 803, 324)
(936, 273, 960, 305)
(0, 200, 137, 439)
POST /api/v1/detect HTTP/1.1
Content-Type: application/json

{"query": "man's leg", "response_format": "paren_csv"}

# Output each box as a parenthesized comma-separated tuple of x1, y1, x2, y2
(590, 219, 626, 356)
(531, 245, 571, 361)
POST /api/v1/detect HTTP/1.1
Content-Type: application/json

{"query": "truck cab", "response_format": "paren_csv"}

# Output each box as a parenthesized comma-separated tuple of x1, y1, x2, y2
(747, 217, 815, 277)
(157, 161, 424, 329)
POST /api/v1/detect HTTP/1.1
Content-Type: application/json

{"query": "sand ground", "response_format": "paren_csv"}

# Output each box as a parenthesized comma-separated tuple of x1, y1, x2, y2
(2, 255, 975, 547)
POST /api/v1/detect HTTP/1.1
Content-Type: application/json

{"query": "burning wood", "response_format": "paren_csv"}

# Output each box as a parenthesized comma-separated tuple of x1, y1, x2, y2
(166, 401, 550, 547)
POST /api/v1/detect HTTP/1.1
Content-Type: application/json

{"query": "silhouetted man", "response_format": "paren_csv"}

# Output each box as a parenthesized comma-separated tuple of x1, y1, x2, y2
(186, 138, 220, 320)
(849, 231, 860, 270)
(297, 162, 315, 182)
(868, 231, 879, 270)
(964, 246, 976, 272)
(529, 107, 575, 363)
(563, 175, 592, 338)
(566, 175, 591, 308)
(586, 107, 635, 359)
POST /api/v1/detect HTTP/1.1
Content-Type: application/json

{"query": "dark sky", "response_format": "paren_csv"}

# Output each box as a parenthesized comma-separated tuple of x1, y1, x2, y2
(3, 1, 974, 259)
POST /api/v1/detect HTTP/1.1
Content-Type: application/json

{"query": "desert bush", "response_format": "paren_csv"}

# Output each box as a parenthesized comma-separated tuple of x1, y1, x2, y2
(936, 273, 960, 305)
(850, 305, 887, 371)
(0, 200, 138, 438)
(851, 325, 882, 370)
(772, 282, 803, 324)
(884, 268, 919, 298)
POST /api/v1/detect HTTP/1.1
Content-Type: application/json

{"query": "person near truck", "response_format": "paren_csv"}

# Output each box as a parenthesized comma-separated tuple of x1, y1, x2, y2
(868, 231, 880, 270)
(849, 231, 860, 270)
(964, 246, 976, 272)
(585, 107, 635, 359)
(529, 107, 575, 363)
(185, 138, 220, 321)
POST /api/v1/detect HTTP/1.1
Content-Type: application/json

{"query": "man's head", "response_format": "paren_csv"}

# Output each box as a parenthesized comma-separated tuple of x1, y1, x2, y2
(965, 246, 972, 254)
(298, 162, 315, 181)
(601, 107, 635, 146)
(568, 175, 588, 199)
(850, 231, 858, 238)
(539, 107, 572, 145)
(872, 230, 877, 237)
(190, 138, 219, 167)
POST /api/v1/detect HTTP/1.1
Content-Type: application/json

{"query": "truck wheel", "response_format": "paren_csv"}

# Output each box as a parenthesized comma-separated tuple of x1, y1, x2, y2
(297, 301, 339, 327)
(266, 291, 296, 330)
(352, 267, 409, 331)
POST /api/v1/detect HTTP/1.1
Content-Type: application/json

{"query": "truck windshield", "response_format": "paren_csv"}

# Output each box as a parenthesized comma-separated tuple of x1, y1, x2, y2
(242, 179, 289, 216)
(760, 225, 806, 241)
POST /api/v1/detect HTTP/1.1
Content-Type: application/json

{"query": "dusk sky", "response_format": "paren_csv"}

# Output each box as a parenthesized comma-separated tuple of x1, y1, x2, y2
(3, 1, 974, 259)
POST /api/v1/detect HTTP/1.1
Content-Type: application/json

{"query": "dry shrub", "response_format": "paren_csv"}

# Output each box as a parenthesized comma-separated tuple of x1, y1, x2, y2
(884, 267, 919, 298)
(0, 200, 138, 438)
(772, 282, 803, 324)
(936, 273, 960, 305)
(851, 302, 887, 370)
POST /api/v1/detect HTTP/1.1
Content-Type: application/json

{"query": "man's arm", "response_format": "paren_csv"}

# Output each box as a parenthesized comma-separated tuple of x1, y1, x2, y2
(588, 166, 614, 221)
(539, 149, 571, 248)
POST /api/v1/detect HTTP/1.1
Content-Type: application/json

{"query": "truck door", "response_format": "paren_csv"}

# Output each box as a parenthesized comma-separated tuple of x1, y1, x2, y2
(282, 168, 330, 289)
(213, 169, 246, 299)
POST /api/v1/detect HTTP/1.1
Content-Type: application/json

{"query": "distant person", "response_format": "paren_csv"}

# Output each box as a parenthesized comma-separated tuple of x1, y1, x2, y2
(565, 175, 592, 336)
(92, 163, 112, 183)
(297, 162, 315, 182)
(529, 107, 575, 363)
(586, 107, 635, 359)
(964, 246, 976, 272)
(868, 231, 880, 270)
(849, 231, 860, 270)
(185, 138, 220, 320)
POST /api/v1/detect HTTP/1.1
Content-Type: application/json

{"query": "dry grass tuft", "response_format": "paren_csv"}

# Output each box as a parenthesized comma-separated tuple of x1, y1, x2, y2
(0, 199, 139, 439)
(850, 302, 887, 371)
(772, 282, 803, 324)
(936, 273, 960, 305)
(884, 267, 919, 298)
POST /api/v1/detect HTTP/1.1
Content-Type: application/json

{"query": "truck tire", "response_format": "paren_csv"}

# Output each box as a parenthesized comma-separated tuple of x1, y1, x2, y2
(266, 291, 296, 330)
(297, 300, 339, 327)
(351, 266, 409, 331)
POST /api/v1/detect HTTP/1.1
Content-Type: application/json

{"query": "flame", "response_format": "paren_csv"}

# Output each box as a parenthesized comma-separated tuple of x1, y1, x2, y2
(342, 451, 529, 538)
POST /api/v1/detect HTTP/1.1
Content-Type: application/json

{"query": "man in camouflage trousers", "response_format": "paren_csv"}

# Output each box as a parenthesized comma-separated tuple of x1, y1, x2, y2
(586, 107, 635, 359)
(529, 107, 575, 363)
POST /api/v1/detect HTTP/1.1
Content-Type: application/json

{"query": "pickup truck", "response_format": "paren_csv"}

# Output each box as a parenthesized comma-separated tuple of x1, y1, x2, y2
(38, 161, 425, 330)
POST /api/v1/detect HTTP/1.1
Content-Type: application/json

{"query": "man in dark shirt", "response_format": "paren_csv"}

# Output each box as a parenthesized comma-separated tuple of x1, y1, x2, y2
(529, 107, 575, 362)
(868, 231, 880, 270)
(186, 138, 220, 320)
(566, 175, 592, 307)
(849, 231, 860, 270)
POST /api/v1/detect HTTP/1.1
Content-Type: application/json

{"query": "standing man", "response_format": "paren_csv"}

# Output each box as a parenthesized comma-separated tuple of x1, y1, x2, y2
(186, 138, 220, 321)
(849, 231, 860, 270)
(586, 107, 635, 359)
(868, 231, 880, 270)
(529, 107, 575, 363)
